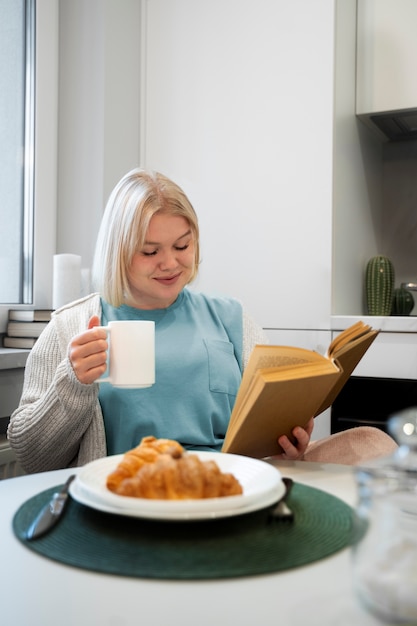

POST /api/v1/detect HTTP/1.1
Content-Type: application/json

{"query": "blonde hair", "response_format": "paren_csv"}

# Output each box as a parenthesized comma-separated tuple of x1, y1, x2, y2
(92, 168, 200, 306)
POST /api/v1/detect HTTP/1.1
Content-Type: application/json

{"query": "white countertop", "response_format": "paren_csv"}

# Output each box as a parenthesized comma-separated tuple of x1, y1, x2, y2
(0, 460, 385, 626)
(0, 347, 30, 370)
(331, 314, 417, 333)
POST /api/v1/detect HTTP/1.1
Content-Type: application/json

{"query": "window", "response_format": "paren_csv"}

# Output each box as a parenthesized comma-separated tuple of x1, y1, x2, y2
(0, 0, 35, 304)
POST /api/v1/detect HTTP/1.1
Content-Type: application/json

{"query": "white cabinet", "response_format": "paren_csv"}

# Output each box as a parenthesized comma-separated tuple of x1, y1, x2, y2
(352, 332, 417, 379)
(332, 318, 417, 379)
(357, 0, 417, 116)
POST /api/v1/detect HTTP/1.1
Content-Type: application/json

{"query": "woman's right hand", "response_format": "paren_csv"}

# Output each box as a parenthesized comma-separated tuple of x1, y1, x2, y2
(68, 315, 109, 384)
(276, 416, 314, 461)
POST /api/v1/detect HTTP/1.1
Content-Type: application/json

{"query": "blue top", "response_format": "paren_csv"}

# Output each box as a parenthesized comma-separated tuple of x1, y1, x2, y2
(99, 289, 243, 453)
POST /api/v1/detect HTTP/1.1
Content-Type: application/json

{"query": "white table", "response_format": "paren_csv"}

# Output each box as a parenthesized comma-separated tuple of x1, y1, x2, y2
(0, 460, 384, 626)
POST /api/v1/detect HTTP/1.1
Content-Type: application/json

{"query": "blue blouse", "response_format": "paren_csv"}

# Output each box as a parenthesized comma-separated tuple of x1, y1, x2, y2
(99, 289, 243, 454)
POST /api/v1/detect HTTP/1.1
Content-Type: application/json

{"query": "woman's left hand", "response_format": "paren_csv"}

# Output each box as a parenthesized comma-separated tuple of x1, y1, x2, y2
(275, 416, 314, 461)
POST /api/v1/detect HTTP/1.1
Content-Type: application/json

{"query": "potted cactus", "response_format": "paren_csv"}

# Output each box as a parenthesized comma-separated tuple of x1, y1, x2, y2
(365, 256, 394, 316)
(391, 287, 414, 316)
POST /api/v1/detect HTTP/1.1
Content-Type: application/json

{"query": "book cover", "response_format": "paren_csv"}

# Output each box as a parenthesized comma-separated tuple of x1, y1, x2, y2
(222, 321, 379, 459)
(8, 309, 53, 322)
(7, 321, 49, 338)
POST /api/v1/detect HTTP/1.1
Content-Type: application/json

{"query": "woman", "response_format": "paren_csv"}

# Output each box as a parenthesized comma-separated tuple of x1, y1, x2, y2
(8, 168, 313, 473)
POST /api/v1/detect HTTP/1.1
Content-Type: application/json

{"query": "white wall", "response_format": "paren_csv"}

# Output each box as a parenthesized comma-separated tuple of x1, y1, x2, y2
(141, 0, 336, 331)
(1, 0, 378, 337)
(331, 0, 384, 316)
(57, 0, 142, 272)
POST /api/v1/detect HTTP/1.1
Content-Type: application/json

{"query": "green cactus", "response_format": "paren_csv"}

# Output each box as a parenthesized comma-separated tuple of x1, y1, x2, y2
(391, 287, 414, 316)
(365, 256, 394, 316)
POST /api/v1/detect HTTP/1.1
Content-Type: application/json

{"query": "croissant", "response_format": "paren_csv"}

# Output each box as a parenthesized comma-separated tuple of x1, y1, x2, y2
(112, 451, 243, 500)
(106, 436, 243, 499)
(106, 436, 185, 493)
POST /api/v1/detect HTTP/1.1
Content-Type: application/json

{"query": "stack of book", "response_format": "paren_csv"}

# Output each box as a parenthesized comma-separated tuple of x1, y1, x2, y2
(3, 309, 53, 349)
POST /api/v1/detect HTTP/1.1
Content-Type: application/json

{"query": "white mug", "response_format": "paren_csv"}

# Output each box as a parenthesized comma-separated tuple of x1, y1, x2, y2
(97, 320, 155, 388)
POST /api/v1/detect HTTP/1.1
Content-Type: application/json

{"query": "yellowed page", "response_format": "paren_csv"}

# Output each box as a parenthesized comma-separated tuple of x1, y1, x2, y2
(232, 344, 327, 419)
(327, 321, 372, 359)
(315, 330, 379, 415)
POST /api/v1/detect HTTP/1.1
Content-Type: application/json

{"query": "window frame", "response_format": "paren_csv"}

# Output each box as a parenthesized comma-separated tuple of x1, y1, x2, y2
(0, 0, 58, 336)
(22, 0, 36, 304)
(0, 0, 35, 306)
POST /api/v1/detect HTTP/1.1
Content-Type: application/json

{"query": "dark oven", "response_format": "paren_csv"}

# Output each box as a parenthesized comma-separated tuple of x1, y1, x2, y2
(331, 375, 417, 434)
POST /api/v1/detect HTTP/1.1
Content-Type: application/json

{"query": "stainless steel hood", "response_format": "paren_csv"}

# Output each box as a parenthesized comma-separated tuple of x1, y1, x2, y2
(367, 109, 417, 142)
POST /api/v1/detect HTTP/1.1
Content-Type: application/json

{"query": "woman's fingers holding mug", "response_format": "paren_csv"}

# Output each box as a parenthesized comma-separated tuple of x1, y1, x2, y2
(88, 315, 101, 330)
(69, 320, 109, 384)
(75, 354, 108, 385)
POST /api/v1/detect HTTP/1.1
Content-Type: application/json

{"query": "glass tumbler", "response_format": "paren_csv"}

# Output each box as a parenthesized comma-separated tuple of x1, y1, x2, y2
(352, 408, 417, 624)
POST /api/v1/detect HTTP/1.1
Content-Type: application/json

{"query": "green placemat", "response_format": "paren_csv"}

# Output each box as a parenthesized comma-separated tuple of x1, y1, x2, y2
(13, 482, 358, 579)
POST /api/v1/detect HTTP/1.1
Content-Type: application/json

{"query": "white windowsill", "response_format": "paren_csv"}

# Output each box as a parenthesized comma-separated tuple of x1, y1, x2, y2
(0, 348, 31, 370)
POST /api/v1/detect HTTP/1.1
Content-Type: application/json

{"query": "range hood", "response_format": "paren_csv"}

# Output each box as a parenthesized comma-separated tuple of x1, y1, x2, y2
(367, 109, 417, 142)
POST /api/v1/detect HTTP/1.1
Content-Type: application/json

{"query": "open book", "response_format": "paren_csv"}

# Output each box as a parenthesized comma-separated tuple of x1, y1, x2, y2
(222, 321, 379, 459)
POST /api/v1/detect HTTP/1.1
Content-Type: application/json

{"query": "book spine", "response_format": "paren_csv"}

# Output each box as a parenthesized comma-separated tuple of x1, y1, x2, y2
(365, 256, 394, 316)
(6, 321, 49, 337)
(8, 309, 53, 322)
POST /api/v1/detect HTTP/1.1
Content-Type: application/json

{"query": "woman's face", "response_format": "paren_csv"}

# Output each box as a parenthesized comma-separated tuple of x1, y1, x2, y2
(126, 213, 195, 309)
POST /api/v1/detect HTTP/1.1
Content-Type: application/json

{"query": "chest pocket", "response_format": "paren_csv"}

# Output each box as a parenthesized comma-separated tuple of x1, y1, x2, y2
(204, 339, 241, 395)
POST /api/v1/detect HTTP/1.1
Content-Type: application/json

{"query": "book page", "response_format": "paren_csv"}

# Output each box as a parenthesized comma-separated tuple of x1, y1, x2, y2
(327, 321, 372, 359)
(232, 345, 328, 420)
(315, 329, 379, 415)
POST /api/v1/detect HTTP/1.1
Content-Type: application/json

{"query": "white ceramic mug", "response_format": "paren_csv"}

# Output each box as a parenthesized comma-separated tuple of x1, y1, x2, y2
(97, 320, 155, 388)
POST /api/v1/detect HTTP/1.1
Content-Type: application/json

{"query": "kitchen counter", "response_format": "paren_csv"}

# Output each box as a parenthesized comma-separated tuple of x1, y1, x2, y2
(331, 315, 417, 379)
(332, 315, 417, 333)
(0, 347, 30, 370)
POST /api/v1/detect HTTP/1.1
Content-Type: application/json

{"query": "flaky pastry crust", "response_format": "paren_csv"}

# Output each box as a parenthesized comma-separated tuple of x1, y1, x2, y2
(106, 436, 243, 499)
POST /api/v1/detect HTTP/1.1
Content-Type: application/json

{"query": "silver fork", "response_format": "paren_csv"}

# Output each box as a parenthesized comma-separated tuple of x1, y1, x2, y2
(268, 477, 294, 522)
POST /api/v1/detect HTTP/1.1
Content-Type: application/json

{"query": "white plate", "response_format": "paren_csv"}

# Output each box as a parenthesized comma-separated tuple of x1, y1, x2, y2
(70, 451, 284, 521)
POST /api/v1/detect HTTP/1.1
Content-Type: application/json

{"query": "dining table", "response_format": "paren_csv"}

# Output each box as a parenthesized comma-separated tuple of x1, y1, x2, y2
(0, 457, 388, 626)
